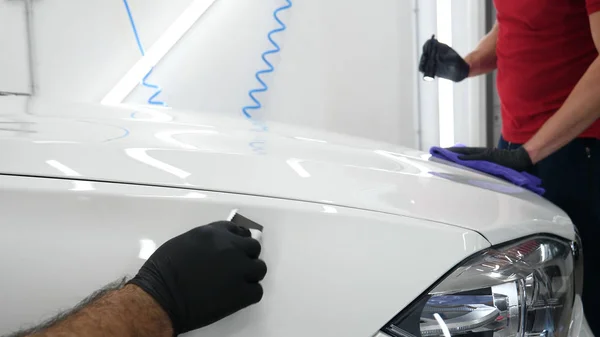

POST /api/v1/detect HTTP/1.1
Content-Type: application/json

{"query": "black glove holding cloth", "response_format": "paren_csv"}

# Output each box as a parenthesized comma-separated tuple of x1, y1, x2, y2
(419, 35, 470, 82)
(128, 221, 267, 335)
(448, 146, 534, 172)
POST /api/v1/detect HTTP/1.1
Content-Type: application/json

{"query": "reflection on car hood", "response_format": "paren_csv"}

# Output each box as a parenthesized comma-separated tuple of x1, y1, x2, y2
(0, 97, 574, 244)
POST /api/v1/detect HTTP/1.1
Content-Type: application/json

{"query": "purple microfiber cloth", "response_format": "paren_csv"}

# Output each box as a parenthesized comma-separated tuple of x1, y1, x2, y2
(429, 145, 545, 195)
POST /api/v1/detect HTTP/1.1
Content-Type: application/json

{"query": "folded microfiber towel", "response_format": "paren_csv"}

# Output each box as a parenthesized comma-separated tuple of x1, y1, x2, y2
(429, 145, 545, 195)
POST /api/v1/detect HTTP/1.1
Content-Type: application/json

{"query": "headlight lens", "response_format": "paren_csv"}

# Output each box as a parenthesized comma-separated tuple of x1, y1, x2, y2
(381, 237, 581, 337)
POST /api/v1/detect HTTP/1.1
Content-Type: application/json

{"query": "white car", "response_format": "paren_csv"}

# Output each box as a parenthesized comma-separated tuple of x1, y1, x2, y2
(0, 97, 591, 337)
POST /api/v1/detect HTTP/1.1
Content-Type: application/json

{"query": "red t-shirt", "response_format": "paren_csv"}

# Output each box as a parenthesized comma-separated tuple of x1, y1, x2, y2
(494, 0, 600, 143)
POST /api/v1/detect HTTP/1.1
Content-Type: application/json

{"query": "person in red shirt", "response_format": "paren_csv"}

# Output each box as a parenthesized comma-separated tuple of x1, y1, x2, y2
(419, 0, 600, 333)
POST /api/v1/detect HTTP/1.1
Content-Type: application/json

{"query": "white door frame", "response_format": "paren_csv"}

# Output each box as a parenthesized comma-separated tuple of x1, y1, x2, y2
(414, 0, 488, 149)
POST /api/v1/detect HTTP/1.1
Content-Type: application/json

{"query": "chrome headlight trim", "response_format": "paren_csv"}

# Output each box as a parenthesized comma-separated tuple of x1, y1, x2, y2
(378, 234, 582, 337)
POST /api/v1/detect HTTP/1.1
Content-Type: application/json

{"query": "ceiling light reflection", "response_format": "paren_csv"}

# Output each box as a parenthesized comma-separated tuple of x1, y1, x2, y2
(182, 192, 206, 199)
(286, 158, 311, 178)
(125, 148, 191, 179)
(138, 239, 157, 260)
(462, 232, 469, 251)
(125, 192, 207, 199)
(374, 150, 432, 177)
(322, 205, 338, 214)
(34, 141, 80, 144)
(344, 163, 425, 177)
(433, 313, 452, 337)
(46, 160, 81, 177)
(155, 130, 219, 150)
(294, 136, 327, 143)
(70, 181, 95, 191)
(127, 106, 174, 122)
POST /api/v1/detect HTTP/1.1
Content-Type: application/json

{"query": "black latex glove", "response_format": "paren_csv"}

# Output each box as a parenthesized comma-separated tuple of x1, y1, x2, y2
(419, 35, 470, 82)
(128, 221, 267, 335)
(448, 146, 533, 172)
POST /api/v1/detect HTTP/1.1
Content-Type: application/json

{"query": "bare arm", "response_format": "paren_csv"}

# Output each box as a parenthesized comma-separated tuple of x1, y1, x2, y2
(6, 222, 266, 337)
(523, 12, 600, 163)
(464, 21, 499, 77)
(8, 279, 172, 337)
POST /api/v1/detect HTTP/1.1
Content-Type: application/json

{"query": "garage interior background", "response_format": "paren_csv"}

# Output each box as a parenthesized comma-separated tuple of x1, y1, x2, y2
(0, 0, 498, 150)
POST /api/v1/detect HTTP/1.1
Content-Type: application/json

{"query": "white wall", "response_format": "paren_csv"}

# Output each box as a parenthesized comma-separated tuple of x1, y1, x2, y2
(31, 0, 192, 102)
(1, 0, 419, 148)
(125, 0, 419, 147)
(0, 1, 30, 94)
(1, 0, 495, 150)
(415, 0, 439, 150)
(416, 0, 488, 149)
(451, 0, 487, 147)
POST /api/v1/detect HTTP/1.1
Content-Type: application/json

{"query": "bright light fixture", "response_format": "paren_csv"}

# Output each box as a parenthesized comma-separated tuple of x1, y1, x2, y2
(101, 0, 218, 105)
(436, 0, 455, 147)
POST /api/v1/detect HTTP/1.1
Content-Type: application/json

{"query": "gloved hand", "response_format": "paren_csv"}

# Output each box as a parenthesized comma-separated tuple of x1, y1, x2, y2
(128, 221, 267, 335)
(419, 35, 470, 82)
(448, 146, 533, 172)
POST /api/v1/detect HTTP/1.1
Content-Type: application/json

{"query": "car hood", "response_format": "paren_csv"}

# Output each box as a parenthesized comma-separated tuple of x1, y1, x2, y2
(0, 97, 574, 244)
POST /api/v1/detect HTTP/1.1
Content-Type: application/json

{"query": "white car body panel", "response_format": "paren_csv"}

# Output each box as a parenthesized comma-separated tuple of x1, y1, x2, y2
(0, 98, 574, 244)
(0, 97, 585, 336)
(0, 175, 490, 335)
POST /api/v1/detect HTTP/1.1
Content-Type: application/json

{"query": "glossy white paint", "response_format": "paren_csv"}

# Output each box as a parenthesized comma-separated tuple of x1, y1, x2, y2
(0, 174, 490, 336)
(0, 97, 587, 336)
(0, 97, 574, 244)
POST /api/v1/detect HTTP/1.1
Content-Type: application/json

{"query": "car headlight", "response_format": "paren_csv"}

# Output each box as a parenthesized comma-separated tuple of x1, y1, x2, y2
(379, 236, 583, 337)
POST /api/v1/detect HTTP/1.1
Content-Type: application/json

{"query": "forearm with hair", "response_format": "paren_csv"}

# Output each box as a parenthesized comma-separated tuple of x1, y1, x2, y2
(6, 279, 172, 337)
(464, 21, 499, 77)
